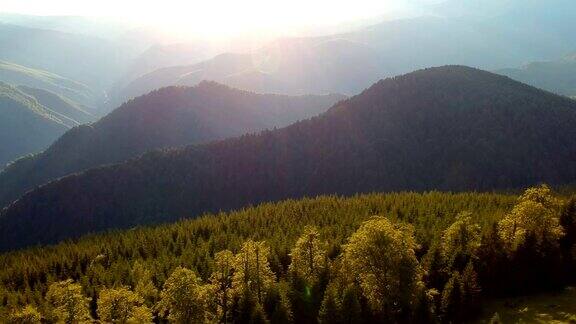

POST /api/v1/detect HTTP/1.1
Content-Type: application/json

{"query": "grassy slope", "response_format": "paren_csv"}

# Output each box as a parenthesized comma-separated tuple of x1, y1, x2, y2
(17, 85, 94, 125)
(0, 60, 99, 111)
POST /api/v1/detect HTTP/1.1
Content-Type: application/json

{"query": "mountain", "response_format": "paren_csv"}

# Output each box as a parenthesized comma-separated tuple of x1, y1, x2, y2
(16, 86, 94, 125)
(0, 60, 100, 112)
(0, 82, 344, 209)
(0, 82, 69, 168)
(497, 54, 576, 98)
(115, 38, 383, 104)
(0, 23, 138, 100)
(115, 0, 576, 104)
(1, 66, 575, 251)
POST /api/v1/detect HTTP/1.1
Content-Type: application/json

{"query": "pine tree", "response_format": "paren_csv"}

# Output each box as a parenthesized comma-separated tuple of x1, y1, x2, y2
(289, 226, 328, 285)
(461, 262, 481, 316)
(441, 271, 462, 322)
(441, 212, 481, 271)
(233, 240, 276, 304)
(209, 250, 235, 324)
(318, 284, 342, 324)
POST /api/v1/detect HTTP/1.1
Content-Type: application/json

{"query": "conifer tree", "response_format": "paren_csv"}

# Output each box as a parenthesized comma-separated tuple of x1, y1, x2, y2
(318, 283, 342, 324)
(461, 262, 481, 315)
(233, 240, 276, 304)
(289, 226, 328, 284)
(209, 250, 235, 323)
(441, 211, 481, 270)
(441, 271, 462, 322)
(131, 261, 158, 307)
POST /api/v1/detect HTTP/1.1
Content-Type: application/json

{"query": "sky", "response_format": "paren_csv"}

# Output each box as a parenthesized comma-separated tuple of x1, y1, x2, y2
(0, 0, 442, 37)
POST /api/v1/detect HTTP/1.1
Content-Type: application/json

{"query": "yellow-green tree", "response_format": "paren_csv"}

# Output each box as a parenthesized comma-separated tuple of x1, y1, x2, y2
(97, 286, 152, 323)
(209, 250, 235, 323)
(157, 267, 208, 323)
(498, 185, 564, 250)
(9, 305, 42, 324)
(343, 216, 423, 317)
(233, 240, 276, 304)
(288, 226, 328, 284)
(127, 306, 154, 323)
(131, 261, 158, 307)
(441, 211, 481, 268)
(46, 279, 91, 324)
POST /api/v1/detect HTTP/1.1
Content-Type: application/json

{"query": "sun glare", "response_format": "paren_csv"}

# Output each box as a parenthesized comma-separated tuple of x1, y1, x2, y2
(0, 0, 413, 37)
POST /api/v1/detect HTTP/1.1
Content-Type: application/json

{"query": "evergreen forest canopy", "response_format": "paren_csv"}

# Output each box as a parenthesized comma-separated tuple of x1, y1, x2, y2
(1, 66, 576, 251)
(0, 186, 575, 323)
(0, 82, 343, 209)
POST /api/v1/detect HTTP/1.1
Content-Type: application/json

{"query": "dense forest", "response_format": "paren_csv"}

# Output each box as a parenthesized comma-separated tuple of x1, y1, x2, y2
(2, 66, 576, 251)
(0, 82, 343, 208)
(0, 186, 574, 323)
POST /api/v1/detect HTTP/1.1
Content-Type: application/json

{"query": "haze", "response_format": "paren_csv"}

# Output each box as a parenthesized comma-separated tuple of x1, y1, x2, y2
(0, 0, 438, 37)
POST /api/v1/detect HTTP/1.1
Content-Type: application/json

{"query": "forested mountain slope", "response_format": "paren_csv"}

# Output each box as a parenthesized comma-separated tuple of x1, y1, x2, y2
(1, 66, 576, 251)
(0, 82, 344, 208)
(0, 191, 518, 320)
(0, 83, 69, 167)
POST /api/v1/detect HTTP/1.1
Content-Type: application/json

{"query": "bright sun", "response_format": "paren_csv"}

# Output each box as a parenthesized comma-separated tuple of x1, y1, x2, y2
(0, 0, 417, 37)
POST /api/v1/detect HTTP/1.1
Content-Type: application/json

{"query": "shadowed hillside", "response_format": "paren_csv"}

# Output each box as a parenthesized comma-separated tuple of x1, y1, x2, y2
(1, 66, 576, 251)
(0, 82, 344, 208)
(0, 82, 69, 167)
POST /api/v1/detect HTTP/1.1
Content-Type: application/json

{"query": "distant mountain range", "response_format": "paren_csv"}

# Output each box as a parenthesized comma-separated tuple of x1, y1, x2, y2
(1, 66, 575, 251)
(497, 54, 576, 98)
(111, 0, 576, 105)
(0, 82, 344, 209)
(0, 60, 100, 112)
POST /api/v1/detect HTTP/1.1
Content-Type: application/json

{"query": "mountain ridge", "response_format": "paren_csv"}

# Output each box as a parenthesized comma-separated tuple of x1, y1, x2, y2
(1, 65, 576, 251)
(0, 81, 345, 208)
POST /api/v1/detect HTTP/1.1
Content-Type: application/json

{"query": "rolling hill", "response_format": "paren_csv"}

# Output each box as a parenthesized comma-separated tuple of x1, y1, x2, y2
(1, 66, 575, 251)
(0, 82, 69, 168)
(0, 82, 344, 208)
